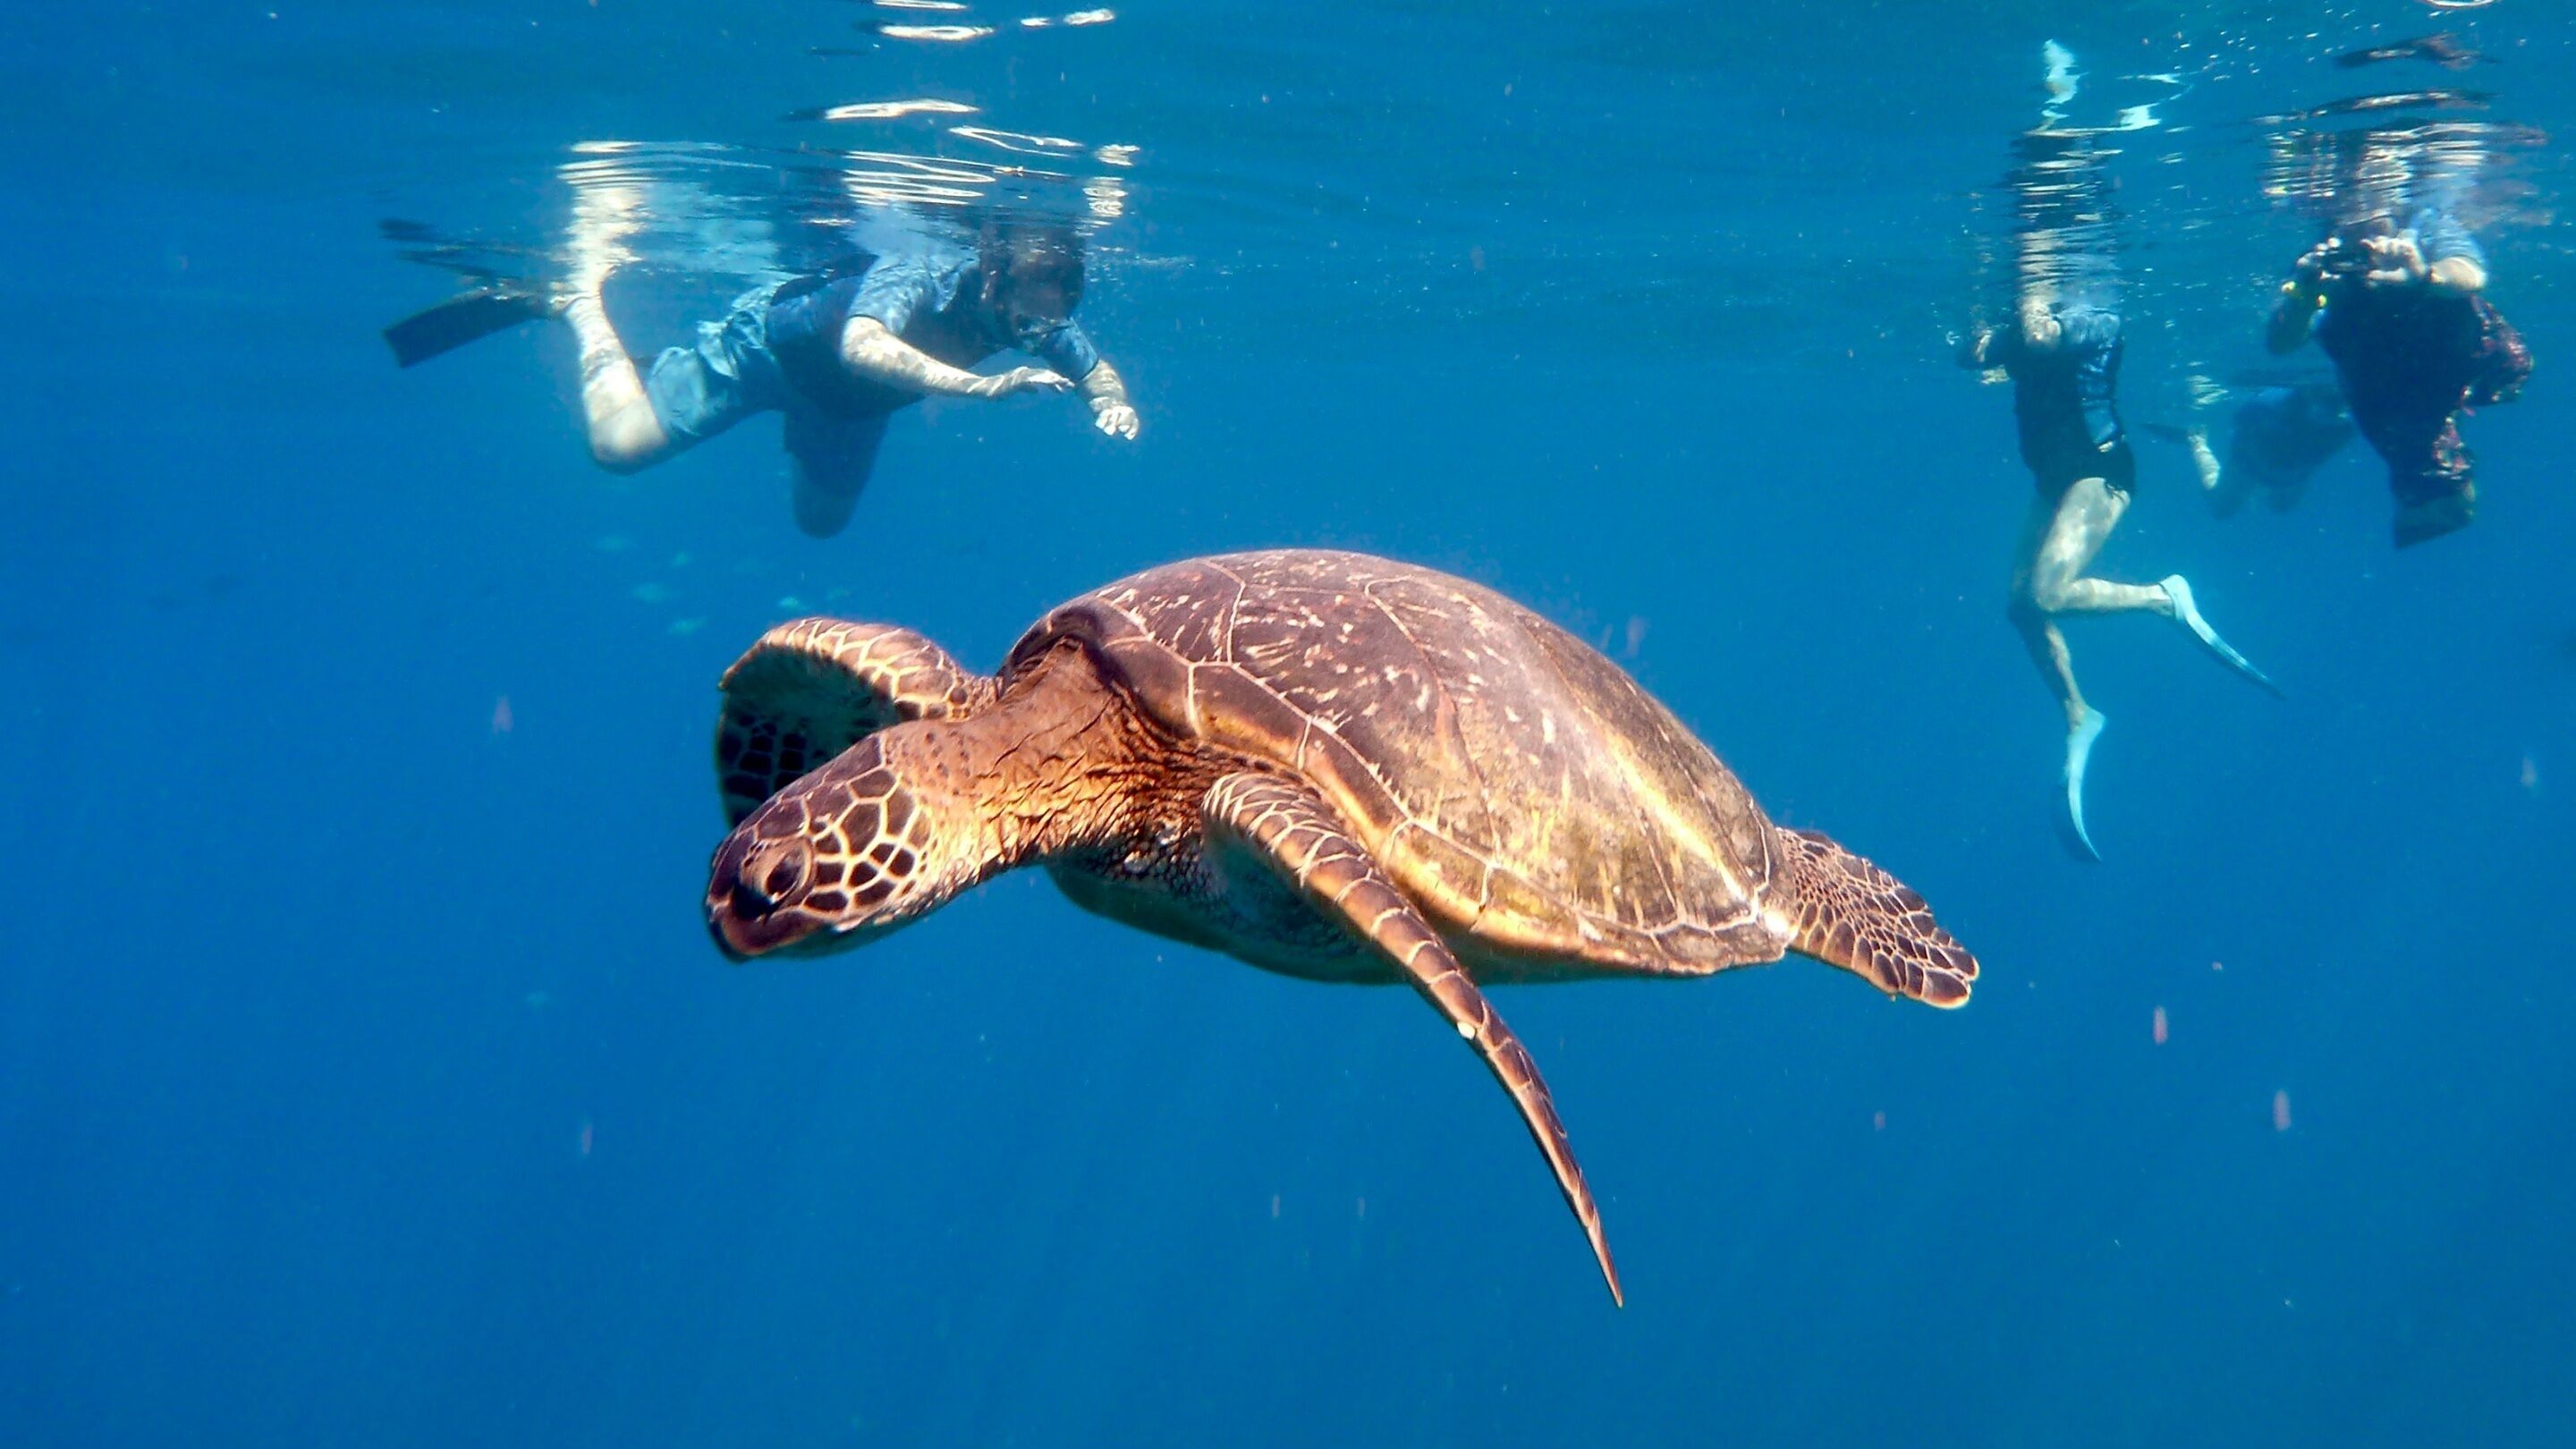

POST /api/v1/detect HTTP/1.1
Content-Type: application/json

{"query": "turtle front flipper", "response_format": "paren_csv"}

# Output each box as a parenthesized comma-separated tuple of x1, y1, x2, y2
(716, 619, 999, 824)
(1205, 771, 1623, 1308)
(1773, 828, 1979, 1006)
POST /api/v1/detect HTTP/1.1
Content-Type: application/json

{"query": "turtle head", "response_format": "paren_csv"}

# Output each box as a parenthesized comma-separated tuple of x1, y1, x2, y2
(704, 730, 993, 960)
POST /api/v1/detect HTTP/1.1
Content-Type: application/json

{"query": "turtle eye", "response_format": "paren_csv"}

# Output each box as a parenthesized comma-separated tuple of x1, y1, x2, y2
(732, 839, 811, 916)
(763, 850, 807, 899)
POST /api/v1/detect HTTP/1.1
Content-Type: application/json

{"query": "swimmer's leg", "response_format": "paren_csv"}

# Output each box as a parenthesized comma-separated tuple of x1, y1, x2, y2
(2005, 603, 2106, 862)
(2185, 427, 2227, 502)
(2390, 421, 2476, 548)
(2026, 476, 2166, 614)
(2032, 476, 2278, 691)
(561, 182, 673, 472)
(2009, 494, 2106, 861)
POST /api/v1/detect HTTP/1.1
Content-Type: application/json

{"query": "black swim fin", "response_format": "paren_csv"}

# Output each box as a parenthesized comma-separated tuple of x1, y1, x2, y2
(382, 287, 559, 369)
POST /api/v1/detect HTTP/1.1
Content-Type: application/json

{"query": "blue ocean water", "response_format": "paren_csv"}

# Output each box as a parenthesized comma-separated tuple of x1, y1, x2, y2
(5, 2, 2573, 1444)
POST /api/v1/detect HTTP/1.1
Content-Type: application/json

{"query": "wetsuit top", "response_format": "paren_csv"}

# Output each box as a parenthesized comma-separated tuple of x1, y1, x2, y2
(761, 247, 1104, 418)
(2226, 386, 2351, 487)
(1987, 303, 2125, 479)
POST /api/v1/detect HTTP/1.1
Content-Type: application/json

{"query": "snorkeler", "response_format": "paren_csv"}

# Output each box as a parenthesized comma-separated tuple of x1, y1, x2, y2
(1959, 110, 2276, 860)
(385, 189, 1140, 538)
(2266, 208, 2529, 547)
(2206, 385, 2354, 518)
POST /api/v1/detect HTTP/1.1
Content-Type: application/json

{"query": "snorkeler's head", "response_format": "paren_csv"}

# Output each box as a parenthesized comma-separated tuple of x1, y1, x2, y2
(979, 219, 1088, 341)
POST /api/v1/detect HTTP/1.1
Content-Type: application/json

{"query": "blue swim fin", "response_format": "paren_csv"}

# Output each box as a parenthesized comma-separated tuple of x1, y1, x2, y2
(2063, 707, 2106, 861)
(2159, 575, 2284, 697)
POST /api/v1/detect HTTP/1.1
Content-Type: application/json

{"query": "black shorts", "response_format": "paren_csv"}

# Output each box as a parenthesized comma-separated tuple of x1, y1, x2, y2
(2027, 438, 2135, 501)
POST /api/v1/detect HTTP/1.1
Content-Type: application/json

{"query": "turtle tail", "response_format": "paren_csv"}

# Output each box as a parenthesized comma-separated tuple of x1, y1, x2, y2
(1774, 828, 1979, 1007)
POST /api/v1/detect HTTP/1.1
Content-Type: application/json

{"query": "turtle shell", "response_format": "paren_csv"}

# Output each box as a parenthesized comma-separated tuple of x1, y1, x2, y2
(1001, 549, 1787, 976)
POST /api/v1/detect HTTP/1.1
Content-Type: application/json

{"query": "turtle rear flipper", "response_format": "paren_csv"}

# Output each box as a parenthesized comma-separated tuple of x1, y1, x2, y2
(1775, 828, 1979, 1007)
(716, 620, 998, 824)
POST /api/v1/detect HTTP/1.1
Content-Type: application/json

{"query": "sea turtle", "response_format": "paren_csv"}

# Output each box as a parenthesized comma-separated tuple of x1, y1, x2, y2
(705, 549, 1979, 1304)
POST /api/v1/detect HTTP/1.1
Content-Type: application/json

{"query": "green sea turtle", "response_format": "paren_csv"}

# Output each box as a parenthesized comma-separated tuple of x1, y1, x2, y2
(705, 549, 1979, 1303)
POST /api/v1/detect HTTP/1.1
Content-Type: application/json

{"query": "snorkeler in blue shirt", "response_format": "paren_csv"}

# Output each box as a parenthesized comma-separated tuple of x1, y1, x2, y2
(388, 196, 1139, 538)
(2199, 384, 2355, 518)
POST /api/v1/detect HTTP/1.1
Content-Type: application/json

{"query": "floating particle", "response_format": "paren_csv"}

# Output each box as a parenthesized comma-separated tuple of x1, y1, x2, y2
(1871, 1109, 1886, 1131)
(1269, 1193, 1281, 1219)
(2521, 754, 2539, 792)
(490, 696, 514, 735)
(631, 581, 672, 604)
(2272, 1090, 2292, 1132)
(578, 1120, 595, 1157)
(1355, 1197, 1367, 1219)
(1623, 615, 1649, 659)
(2152, 1005, 2168, 1045)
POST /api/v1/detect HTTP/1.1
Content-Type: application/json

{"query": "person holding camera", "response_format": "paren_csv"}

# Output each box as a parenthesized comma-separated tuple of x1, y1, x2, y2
(2266, 209, 2531, 547)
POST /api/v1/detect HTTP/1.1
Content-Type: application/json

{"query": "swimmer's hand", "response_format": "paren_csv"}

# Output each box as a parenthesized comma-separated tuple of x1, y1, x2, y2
(1078, 359, 1140, 440)
(1090, 401, 1141, 440)
(2284, 239, 2339, 301)
(2360, 233, 2428, 288)
(967, 366, 1072, 400)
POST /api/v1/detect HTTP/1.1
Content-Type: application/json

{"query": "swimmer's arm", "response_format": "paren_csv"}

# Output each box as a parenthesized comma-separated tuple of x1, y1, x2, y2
(2427, 253, 2487, 294)
(1077, 358, 1140, 439)
(837, 316, 1070, 399)
(2267, 236, 2353, 353)
(2267, 263, 2331, 355)
(2265, 289, 2320, 354)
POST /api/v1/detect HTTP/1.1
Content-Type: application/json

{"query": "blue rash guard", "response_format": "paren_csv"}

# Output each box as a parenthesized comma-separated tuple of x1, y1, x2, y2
(2225, 386, 2351, 502)
(1984, 303, 2130, 496)
(637, 245, 1105, 483)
